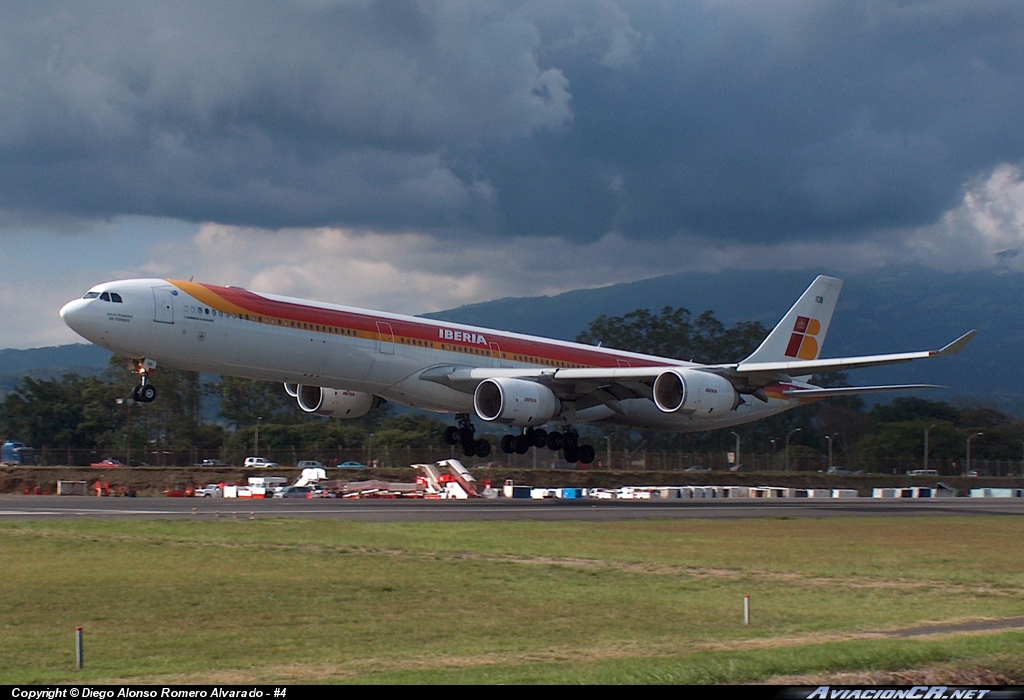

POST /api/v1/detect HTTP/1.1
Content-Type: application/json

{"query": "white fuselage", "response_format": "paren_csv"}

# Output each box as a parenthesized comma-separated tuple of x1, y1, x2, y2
(60, 278, 798, 431)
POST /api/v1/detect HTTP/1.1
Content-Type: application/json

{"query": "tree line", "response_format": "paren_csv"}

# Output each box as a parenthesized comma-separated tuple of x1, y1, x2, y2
(1, 306, 1021, 470)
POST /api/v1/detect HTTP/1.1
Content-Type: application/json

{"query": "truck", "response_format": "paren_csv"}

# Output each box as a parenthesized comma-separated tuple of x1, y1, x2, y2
(1, 441, 36, 466)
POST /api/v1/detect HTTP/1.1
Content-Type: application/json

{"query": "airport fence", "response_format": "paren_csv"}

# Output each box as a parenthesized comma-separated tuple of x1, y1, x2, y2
(14, 446, 1024, 476)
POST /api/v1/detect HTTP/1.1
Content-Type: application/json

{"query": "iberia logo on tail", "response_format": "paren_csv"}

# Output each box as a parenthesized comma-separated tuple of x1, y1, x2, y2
(785, 316, 821, 360)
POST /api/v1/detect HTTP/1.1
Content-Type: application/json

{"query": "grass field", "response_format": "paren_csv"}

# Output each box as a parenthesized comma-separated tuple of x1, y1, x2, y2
(2, 516, 1023, 684)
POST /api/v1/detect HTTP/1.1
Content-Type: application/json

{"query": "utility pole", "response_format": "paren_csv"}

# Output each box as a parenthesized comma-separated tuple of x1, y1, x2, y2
(730, 431, 741, 470)
(924, 423, 936, 471)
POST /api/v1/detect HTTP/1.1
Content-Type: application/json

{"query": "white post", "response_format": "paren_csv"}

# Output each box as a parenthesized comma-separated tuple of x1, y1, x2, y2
(76, 627, 83, 669)
(743, 595, 750, 625)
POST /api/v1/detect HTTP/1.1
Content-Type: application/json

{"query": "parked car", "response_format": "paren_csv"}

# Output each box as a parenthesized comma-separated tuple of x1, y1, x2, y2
(826, 466, 853, 475)
(90, 458, 125, 468)
(297, 460, 325, 470)
(337, 461, 366, 469)
(729, 464, 754, 473)
(244, 456, 278, 468)
(274, 486, 313, 498)
(195, 459, 226, 467)
(683, 466, 711, 473)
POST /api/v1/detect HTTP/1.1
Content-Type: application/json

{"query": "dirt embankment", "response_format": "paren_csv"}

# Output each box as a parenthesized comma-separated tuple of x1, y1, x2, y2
(3, 465, 1022, 497)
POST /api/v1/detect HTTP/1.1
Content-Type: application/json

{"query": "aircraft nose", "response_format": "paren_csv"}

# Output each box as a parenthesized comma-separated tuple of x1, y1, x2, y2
(60, 298, 91, 335)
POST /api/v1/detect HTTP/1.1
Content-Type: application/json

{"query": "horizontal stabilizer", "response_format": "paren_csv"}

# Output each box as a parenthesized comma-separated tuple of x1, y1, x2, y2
(782, 384, 944, 398)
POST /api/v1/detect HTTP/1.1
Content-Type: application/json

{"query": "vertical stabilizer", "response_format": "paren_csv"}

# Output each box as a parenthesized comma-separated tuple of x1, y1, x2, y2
(741, 276, 843, 365)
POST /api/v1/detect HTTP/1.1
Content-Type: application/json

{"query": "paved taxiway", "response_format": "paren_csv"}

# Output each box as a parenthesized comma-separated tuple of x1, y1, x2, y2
(2, 495, 1023, 521)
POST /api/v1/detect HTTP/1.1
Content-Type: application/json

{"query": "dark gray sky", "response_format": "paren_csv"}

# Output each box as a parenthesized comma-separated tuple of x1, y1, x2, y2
(3, 1, 1024, 347)
(3, 1, 1022, 240)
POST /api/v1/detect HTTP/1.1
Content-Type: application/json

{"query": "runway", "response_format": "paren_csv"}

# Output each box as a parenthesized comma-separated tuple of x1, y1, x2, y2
(2, 495, 1023, 521)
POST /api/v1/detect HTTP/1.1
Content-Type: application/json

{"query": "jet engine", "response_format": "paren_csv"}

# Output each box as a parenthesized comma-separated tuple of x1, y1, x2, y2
(473, 378, 561, 427)
(652, 369, 739, 416)
(294, 385, 383, 418)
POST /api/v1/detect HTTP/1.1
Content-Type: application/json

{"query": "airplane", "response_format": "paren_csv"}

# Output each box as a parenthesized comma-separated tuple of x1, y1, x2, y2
(59, 275, 976, 464)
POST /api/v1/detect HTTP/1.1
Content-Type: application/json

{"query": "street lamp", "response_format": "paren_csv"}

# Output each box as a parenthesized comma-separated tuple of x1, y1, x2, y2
(785, 428, 802, 472)
(116, 397, 136, 466)
(923, 424, 936, 471)
(603, 436, 612, 468)
(966, 432, 983, 475)
(730, 431, 741, 470)
(254, 416, 263, 457)
(769, 438, 778, 471)
(825, 433, 837, 469)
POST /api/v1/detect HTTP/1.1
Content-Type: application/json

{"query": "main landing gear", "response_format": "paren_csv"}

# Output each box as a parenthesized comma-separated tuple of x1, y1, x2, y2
(444, 415, 491, 459)
(498, 427, 596, 465)
(129, 358, 158, 403)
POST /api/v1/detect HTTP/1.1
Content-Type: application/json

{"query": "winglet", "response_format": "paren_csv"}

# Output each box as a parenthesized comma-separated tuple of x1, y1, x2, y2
(935, 330, 977, 357)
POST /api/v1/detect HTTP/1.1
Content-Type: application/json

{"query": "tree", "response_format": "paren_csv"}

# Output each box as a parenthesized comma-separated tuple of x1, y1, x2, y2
(575, 306, 769, 363)
(215, 376, 298, 428)
(0, 374, 122, 451)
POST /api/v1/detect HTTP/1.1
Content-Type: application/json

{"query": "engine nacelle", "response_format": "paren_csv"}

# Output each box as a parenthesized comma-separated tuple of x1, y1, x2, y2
(652, 369, 739, 417)
(283, 383, 299, 398)
(473, 378, 561, 427)
(295, 385, 382, 418)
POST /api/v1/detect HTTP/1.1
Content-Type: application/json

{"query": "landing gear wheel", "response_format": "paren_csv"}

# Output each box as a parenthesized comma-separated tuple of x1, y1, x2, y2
(462, 441, 476, 457)
(500, 435, 515, 454)
(563, 445, 580, 464)
(546, 431, 563, 451)
(531, 428, 548, 448)
(443, 426, 460, 445)
(132, 384, 142, 402)
(139, 385, 156, 403)
(474, 439, 491, 458)
(578, 444, 596, 465)
(513, 434, 530, 455)
(563, 431, 578, 450)
(459, 426, 475, 444)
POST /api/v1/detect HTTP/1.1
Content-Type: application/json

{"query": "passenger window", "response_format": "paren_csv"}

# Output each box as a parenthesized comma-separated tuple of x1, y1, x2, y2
(110, 293, 123, 303)
(205, 308, 209, 314)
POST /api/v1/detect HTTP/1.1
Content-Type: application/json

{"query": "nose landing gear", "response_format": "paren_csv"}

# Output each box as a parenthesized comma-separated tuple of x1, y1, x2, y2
(130, 358, 158, 403)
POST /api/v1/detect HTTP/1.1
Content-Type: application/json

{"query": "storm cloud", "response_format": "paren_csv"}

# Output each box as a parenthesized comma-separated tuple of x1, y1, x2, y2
(1, 1, 1022, 243)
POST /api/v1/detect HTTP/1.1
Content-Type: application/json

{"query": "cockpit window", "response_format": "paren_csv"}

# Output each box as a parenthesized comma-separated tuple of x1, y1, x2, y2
(83, 292, 100, 299)
(110, 293, 123, 303)
(100, 292, 111, 301)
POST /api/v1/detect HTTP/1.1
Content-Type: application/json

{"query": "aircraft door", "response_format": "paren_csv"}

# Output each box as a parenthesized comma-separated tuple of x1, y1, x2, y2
(376, 322, 395, 354)
(153, 288, 175, 324)
(490, 342, 509, 368)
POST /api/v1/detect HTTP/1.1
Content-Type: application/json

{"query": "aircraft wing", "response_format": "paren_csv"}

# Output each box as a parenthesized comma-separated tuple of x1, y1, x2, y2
(419, 330, 976, 406)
